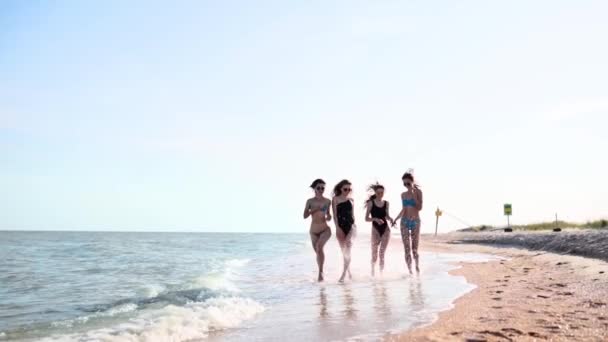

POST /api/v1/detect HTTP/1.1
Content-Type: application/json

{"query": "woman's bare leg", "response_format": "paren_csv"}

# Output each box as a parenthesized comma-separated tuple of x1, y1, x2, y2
(310, 232, 321, 279)
(310, 232, 320, 253)
(315, 229, 331, 281)
(400, 225, 413, 274)
(378, 230, 390, 273)
(335, 227, 348, 282)
(412, 222, 421, 273)
(371, 229, 381, 277)
(345, 229, 355, 280)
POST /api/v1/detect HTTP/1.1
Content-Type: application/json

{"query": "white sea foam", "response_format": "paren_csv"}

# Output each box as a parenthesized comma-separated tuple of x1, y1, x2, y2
(224, 258, 250, 268)
(104, 303, 139, 316)
(138, 284, 166, 298)
(188, 258, 250, 293)
(191, 272, 239, 292)
(42, 296, 265, 342)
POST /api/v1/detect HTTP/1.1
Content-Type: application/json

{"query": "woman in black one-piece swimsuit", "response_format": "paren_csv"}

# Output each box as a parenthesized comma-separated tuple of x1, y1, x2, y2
(365, 183, 393, 277)
(332, 179, 355, 283)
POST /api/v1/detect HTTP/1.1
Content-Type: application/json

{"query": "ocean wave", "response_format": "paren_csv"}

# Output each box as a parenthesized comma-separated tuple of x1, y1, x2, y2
(42, 296, 265, 341)
(51, 303, 139, 328)
(47, 258, 254, 334)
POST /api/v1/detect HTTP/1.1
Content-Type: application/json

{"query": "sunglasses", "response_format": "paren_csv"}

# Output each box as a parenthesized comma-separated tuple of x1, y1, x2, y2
(315, 186, 325, 191)
(404, 182, 412, 186)
(342, 188, 352, 193)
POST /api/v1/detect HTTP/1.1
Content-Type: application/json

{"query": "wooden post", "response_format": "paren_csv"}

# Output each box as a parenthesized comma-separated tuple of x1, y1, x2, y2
(434, 207, 442, 236)
(435, 214, 439, 236)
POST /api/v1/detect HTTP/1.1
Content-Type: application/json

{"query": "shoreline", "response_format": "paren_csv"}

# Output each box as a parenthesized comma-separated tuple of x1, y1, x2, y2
(388, 237, 608, 341)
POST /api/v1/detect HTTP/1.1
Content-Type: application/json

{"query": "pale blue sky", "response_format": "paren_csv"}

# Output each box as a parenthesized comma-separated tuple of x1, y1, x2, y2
(1, 1, 607, 232)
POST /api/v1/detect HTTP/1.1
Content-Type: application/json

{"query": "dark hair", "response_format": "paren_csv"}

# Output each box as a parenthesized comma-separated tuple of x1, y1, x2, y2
(310, 179, 325, 189)
(402, 172, 414, 182)
(333, 179, 352, 197)
(366, 183, 385, 205)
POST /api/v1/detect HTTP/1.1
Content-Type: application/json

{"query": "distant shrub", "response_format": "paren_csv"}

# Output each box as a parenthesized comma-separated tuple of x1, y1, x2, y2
(458, 218, 607, 232)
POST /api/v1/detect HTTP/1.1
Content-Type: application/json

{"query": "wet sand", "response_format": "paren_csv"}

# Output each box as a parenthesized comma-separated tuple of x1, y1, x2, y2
(391, 233, 608, 341)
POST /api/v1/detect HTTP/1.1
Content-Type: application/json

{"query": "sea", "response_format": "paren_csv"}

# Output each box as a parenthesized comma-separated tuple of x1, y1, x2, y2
(0, 231, 495, 341)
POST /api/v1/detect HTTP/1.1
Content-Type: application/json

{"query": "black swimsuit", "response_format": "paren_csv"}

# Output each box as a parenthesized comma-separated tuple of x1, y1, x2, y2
(371, 200, 388, 236)
(336, 200, 354, 235)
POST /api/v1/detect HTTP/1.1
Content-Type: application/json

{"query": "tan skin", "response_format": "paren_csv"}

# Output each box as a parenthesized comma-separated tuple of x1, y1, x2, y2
(332, 185, 355, 283)
(303, 184, 332, 282)
(365, 187, 394, 277)
(394, 179, 423, 274)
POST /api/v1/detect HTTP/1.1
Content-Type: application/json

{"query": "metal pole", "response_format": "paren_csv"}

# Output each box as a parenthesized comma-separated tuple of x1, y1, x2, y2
(507, 215, 510, 228)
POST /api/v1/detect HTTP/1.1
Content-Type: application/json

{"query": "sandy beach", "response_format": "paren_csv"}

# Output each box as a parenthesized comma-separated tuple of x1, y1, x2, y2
(391, 230, 608, 341)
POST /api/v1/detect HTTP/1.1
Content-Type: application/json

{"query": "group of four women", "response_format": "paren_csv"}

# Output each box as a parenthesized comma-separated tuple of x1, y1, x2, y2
(303, 172, 423, 282)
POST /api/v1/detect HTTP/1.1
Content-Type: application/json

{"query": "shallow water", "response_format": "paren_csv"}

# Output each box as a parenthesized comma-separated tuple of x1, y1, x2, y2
(0, 231, 496, 341)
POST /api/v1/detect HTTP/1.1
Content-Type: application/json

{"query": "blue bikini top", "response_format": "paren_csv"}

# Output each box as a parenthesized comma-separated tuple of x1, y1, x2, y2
(402, 198, 416, 207)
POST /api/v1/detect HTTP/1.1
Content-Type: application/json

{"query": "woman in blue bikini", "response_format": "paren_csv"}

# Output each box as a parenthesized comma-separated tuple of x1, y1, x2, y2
(394, 171, 423, 274)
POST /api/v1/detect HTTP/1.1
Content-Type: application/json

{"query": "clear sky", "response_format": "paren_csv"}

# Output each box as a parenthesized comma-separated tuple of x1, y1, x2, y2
(1, 0, 607, 233)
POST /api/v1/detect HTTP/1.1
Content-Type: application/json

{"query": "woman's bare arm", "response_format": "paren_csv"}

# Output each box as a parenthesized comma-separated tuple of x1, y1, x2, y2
(365, 201, 373, 222)
(350, 198, 356, 224)
(386, 201, 394, 224)
(394, 207, 404, 222)
(393, 194, 405, 224)
(415, 188, 423, 211)
(303, 199, 311, 219)
(325, 199, 332, 221)
(332, 197, 339, 228)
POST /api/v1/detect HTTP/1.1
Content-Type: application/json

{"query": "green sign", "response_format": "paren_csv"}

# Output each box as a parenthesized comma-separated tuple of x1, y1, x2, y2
(504, 203, 512, 216)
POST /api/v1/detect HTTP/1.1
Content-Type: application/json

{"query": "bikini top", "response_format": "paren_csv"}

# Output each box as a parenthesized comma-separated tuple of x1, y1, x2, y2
(402, 198, 416, 207)
(310, 201, 329, 213)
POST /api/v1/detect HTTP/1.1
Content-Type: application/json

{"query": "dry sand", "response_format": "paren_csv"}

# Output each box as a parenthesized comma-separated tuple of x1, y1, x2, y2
(390, 232, 608, 341)
(445, 229, 608, 262)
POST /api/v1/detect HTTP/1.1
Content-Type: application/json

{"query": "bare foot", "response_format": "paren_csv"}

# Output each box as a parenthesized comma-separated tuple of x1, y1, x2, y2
(416, 266, 420, 273)
(318, 272, 324, 282)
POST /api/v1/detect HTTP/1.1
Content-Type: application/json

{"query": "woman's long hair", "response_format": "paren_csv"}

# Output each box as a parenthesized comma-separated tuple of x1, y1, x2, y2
(366, 182, 384, 207)
(332, 179, 352, 197)
(310, 178, 325, 189)
(402, 169, 420, 188)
